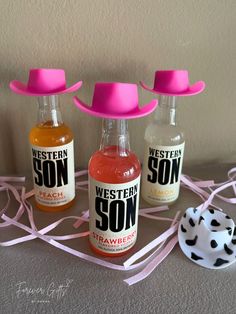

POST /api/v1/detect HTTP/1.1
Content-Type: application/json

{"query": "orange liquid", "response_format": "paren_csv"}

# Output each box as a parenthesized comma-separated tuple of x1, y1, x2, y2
(89, 145, 141, 257)
(29, 121, 74, 212)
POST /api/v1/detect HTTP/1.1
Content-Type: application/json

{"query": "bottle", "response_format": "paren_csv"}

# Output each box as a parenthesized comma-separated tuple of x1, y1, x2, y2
(140, 69, 205, 205)
(29, 95, 75, 211)
(73, 82, 157, 256)
(10, 68, 82, 211)
(142, 95, 185, 205)
(89, 119, 141, 256)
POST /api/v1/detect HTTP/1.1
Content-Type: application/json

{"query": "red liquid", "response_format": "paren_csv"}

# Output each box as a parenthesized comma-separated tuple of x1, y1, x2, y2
(89, 145, 141, 257)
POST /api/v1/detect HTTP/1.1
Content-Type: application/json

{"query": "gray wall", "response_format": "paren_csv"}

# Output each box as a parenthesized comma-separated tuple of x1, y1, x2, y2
(0, 0, 235, 175)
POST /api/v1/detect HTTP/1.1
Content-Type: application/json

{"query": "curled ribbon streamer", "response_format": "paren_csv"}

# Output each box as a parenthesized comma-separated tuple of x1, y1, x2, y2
(180, 175, 224, 211)
(75, 170, 88, 191)
(25, 189, 35, 199)
(181, 175, 211, 200)
(0, 185, 24, 192)
(0, 176, 25, 182)
(123, 211, 180, 285)
(208, 185, 236, 204)
(124, 215, 180, 269)
(76, 181, 89, 186)
(1, 212, 179, 274)
(0, 181, 25, 227)
(199, 180, 236, 212)
(139, 213, 175, 222)
(0, 215, 89, 246)
(0, 173, 182, 279)
(181, 171, 236, 210)
(139, 206, 169, 214)
(73, 210, 89, 229)
(228, 167, 236, 178)
(76, 187, 89, 191)
(193, 181, 215, 188)
(124, 236, 179, 285)
(227, 168, 236, 195)
(1, 214, 127, 271)
(21, 186, 37, 231)
(1, 168, 236, 285)
(75, 170, 88, 177)
(0, 189, 10, 217)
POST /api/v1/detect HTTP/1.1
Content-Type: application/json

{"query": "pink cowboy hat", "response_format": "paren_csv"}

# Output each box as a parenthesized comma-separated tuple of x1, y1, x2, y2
(140, 70, 205, 96)
(10, 68, 82, 96)
(73, 82, 158, 119)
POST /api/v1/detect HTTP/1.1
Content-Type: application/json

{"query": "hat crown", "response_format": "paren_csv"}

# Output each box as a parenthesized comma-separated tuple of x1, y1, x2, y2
(92, 83, 138, 115)
(27, 68, 66, 93)
(154, 70, 190, 93)
(196, 210, 235, 252)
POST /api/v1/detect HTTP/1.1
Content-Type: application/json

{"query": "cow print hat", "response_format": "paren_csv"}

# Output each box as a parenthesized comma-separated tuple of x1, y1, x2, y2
(178, 207, 236, 269)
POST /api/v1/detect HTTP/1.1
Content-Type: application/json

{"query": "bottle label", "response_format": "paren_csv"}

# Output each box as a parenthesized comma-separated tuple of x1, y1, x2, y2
(31, 141, 75, 207)
(142, 143, 185, 204)
(89, 176, 141, 254)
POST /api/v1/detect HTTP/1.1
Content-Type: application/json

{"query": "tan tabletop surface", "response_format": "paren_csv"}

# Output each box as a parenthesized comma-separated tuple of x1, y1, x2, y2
(1, 164, 236, 314)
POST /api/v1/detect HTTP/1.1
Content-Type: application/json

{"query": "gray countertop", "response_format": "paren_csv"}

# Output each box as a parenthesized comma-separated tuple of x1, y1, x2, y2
(1, 164, 236, 314)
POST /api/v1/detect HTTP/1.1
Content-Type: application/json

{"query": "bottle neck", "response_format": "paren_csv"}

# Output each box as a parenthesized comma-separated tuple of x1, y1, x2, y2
(154, 95, 177, 126)
(37, 95, 63, 127)
(100, 119, 130, 156)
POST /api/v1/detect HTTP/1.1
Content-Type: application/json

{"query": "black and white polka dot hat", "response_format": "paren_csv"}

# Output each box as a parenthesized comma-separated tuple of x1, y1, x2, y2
(178, 207, 236, 269)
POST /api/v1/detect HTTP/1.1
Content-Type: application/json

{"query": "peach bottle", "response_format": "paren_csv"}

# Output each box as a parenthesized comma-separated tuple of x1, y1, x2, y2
(29, 95, 75, 211)
(89, 119, 141, 257)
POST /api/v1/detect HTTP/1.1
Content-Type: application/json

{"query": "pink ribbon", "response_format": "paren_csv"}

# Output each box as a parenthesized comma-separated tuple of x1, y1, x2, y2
(1, 168, 236, 285)
(199, 180, 236, 212)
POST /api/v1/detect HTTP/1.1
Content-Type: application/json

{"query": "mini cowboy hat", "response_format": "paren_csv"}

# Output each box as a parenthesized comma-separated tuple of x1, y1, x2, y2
(10, 68, 82, 96)
(73, 82, 158, 119)
(140, 70, 205, 96)
(178, 207, 236, 269)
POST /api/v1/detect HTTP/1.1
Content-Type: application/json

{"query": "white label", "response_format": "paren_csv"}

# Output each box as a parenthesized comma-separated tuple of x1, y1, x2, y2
(31, 141, 75, 207)
(89, 176, 140, 254)
(142, 143, 185, 204)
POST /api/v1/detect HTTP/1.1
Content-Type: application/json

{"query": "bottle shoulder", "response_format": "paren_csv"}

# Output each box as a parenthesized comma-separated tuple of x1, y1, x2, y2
(29, 123, 73, 147)
(89, 146, 141, 183)
(144, 123, 184, 146)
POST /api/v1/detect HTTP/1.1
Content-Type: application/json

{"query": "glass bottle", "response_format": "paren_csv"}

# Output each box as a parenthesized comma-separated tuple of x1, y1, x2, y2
(29, 95, 75, 211)
(142, 95, 185, 205)
(89, 119, 141, 257)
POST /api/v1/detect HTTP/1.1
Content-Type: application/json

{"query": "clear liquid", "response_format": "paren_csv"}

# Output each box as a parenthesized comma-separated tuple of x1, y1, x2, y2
(142, 101, 185, 205)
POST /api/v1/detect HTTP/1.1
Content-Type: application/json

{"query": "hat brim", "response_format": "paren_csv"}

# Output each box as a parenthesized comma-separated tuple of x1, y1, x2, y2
(140, 81, 205, 96)
(73, 96, 158, 119)
(178, 207, 236, 269)
(9, 80, 83, 96)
